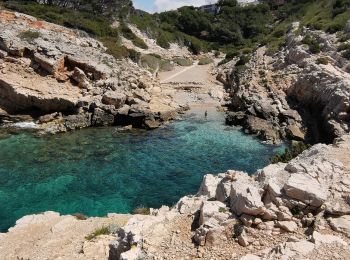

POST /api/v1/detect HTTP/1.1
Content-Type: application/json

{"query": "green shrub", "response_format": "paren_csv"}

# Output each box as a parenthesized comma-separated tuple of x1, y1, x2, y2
(343, 49, 350, 60)
(316, 57, 330, 65)
(140, 54, 161, 72)
(156, 33, 171, 49)
(337, 43, 350, 51)
(18, 30, 41, 41)
(159, 59, 174, 71)
(236, 55, 250, 66)
(233, 223, 244, 238)
(101, 37, 130, 59)
(128, 48, 141, 63)
(132, 37, 148, 49)
(270, 142, 311, 164)
(132, 206, 150, 215)
(302, 35, 321, 54)
(327, 22, 345, 33)
(85, 226, 110, 240)
(120, 23, 148, 49)
(219, 207, 228, 213)
(198, 57, 214, 65)
(174, 57, 193, 66)
(338, 33, 350, 42)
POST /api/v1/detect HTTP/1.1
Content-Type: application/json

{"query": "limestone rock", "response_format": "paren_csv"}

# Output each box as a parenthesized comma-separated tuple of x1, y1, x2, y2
(199, 200, 229, 226)
(229, 172, 265, 216)
(276, 221, 298, 232)
(102, 91, 126, 109)
(329, 215, 350, 237)
(283, 173, 328, 208)
(197, 174, 219, 198)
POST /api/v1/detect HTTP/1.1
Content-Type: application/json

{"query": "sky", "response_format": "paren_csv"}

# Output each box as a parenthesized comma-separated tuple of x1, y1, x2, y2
(132, 0, 256, 13)
(132, 0, 217, 13)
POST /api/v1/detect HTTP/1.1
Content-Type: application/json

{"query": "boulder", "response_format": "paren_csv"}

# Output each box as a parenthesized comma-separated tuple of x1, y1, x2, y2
(229, 172, 265, 216)
(71, 67, 90, 89)
(199, 200, 229, 226)
(311, 231, 347, 247)
(65, 113, 92, 130)
(197, 174, 219, 198)
(237, 229, 250, 247)
(276, 221, 298, 232)
(102, 91, 126, 109)
(174, 196, 205, 214)
(144, 119, 160, 129)
(91, 108, 114, 126)
(283, 173, 328, 208)
(328, 215, 350, 237)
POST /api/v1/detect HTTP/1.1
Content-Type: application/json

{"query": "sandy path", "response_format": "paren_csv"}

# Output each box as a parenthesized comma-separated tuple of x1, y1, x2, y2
(160, 63, 212, 84)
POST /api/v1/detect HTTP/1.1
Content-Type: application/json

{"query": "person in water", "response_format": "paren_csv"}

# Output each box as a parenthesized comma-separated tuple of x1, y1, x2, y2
(205, 110, 208, 118)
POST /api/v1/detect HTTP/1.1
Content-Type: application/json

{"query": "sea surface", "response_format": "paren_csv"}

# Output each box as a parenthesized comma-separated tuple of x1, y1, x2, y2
(0, 108, 284, 231)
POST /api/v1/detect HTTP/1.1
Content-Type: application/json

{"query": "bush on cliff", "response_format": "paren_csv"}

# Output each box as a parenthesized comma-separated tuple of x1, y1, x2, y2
(270, 142, 311, 164)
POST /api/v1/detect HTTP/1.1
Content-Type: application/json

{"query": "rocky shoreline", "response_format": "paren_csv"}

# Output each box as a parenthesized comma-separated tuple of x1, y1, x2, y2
(0, 11, 185, 135)
(1, 134, 349, 259)
(219, 23, 350, 145)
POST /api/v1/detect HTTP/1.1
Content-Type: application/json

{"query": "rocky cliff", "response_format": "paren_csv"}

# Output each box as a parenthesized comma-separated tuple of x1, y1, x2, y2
(0, 10, 183, 133)
(221, 22, 350, 144)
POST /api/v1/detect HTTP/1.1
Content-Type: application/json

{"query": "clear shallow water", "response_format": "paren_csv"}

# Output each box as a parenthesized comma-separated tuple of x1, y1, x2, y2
(0, 108, 283, 231)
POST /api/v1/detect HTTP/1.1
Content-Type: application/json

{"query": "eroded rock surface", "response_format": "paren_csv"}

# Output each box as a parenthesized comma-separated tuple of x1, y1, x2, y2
(0, 11, 183, 133)
(222, 23, 350, 144)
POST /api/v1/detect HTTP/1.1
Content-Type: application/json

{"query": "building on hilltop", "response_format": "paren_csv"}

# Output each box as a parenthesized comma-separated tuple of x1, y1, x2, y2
(199, 3, 220, 14)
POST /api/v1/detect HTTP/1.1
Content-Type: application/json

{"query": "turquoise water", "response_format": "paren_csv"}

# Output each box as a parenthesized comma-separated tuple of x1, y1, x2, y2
(0, 108, 283, 231)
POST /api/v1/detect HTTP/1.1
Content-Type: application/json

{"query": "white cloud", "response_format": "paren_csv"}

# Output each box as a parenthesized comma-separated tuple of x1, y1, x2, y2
(154, 0, 216, 12)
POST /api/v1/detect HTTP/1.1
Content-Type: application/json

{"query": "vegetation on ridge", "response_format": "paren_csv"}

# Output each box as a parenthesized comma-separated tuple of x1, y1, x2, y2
(1, 0, 349, 60)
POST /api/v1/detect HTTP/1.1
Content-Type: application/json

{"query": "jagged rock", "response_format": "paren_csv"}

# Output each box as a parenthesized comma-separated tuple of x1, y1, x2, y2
(276, 221, 298, 232)
(229, 172, 265, 216)
(199, 200, 229, 226)
(216, 174, 232, 202)
(91, 108, 114, 126)
(329, 215, 350, 237)
(71, 67, 90, 89)
(240, 214, 254, 227)
(197, 174, 219, 198)
(0, 10, 181, 132)
(286, 125, 305, 141)
(38, 112, 62, 124)
(237, 229, 250, 247)
(102, 91, 126, 109)
(0, 49, 7, 59)
(144, 119, 160, 129)
(65, 113, 92, 130)
(311, 231, 347, 246)
(283, 173, 328, 208)
(174, 196, 205, 214)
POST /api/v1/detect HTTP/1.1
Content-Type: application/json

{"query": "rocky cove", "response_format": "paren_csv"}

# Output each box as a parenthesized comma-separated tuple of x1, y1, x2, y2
(0, 2, 350, 260)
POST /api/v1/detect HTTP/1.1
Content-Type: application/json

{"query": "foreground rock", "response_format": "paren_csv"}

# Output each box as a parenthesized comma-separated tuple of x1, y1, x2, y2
(0, 211, 130, 260)
(107, 134, 350, 259)
(222, 23, 350, 144)
(0, 11, 183, 133)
